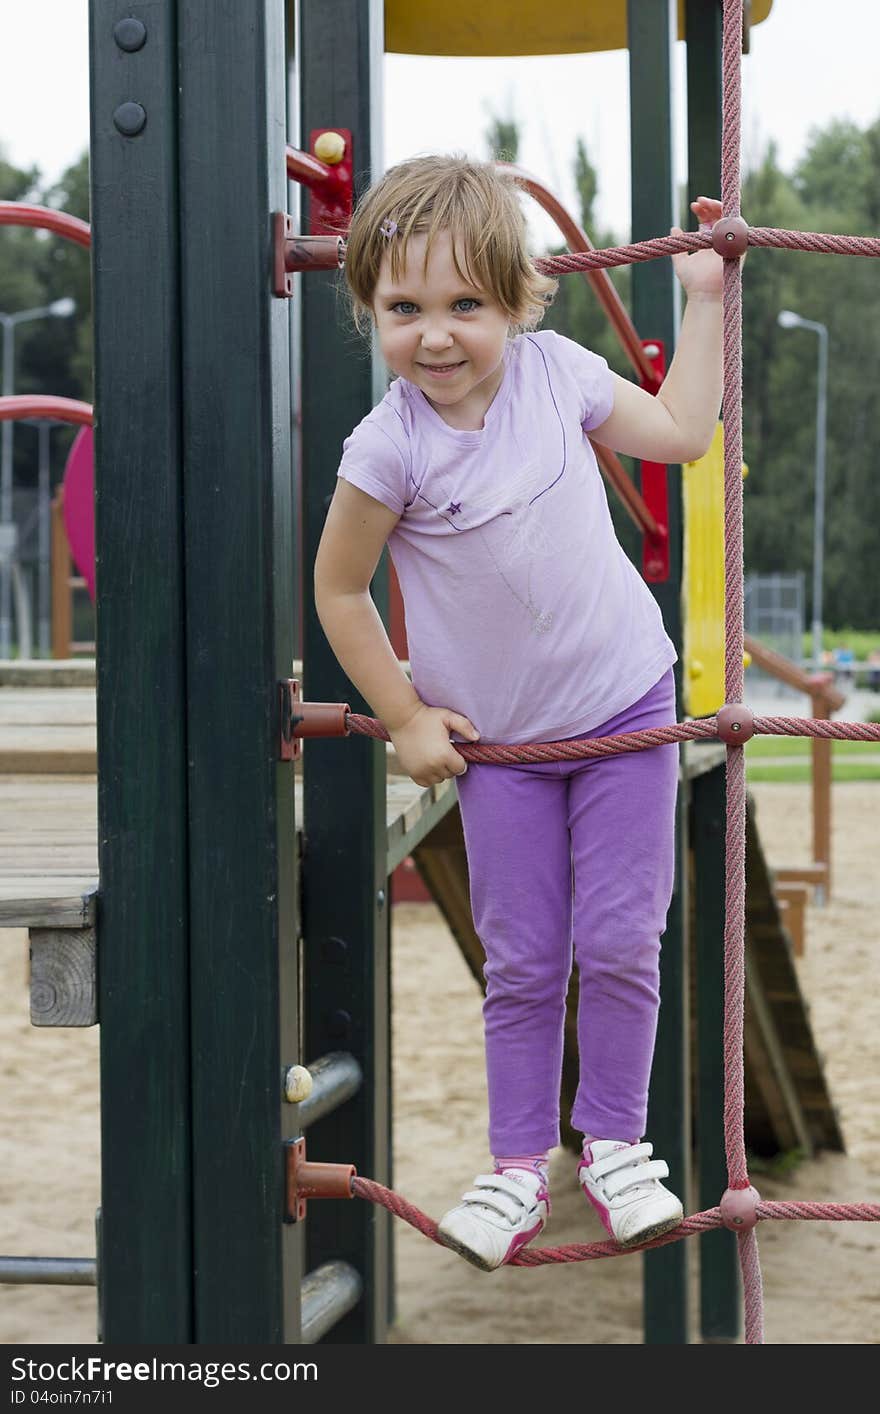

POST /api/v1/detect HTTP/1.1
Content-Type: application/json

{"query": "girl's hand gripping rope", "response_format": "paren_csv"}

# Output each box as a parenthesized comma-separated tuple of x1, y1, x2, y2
(387, 702, 480, 787)
(670, 196, 745, 297)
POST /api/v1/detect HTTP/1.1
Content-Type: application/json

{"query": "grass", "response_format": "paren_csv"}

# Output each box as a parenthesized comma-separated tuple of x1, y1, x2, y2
(746, 737, 879, 758)
(802, 627, 880, 661)
(747, 761, 880, 783)
(744, 734, 880, 781)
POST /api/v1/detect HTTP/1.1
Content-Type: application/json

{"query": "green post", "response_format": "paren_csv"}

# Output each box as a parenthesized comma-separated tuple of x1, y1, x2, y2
(92, 0, 302, 1341)
(91, 0, 192, 1341)
(692, 763, 741, 1339)
(685, 0, 741, 1341)
(177, 0, 300, 1342)
(627, 0, 691, 1344)
(299, 0, 393, 1343)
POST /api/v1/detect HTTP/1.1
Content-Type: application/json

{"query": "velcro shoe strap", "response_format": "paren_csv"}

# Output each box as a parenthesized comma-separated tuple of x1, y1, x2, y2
(457, 1172, 539, 1224)
(459, 1188, 526, 1225)
(473, 1171, 539, 1206)
(602, 1159, 670, 1200)
(589, 1142, 653, 1180)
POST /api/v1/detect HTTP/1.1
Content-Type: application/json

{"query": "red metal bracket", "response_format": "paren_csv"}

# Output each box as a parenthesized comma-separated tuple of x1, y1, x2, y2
(278, 680, 351, 760)
(279, 678, 301, 760)
(639, 338, 670, 583)
(284, 131, 353, 234)
(307, 129, 353, 236)
(272, 214, 345, 297)
(272, 131, 353, 296)
(284, 1137, 356, 1222)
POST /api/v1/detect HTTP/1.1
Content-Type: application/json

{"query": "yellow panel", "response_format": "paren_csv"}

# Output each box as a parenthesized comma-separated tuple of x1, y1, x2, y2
(683, 422, 726, 719)
(386, 0, 772, 58)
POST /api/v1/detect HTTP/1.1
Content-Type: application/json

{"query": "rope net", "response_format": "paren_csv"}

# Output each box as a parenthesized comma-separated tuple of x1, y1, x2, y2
(341, 0, 878, 1344)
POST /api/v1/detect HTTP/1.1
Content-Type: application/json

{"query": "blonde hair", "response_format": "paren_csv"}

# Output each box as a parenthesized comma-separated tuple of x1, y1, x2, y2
(342, 152, 558, 339)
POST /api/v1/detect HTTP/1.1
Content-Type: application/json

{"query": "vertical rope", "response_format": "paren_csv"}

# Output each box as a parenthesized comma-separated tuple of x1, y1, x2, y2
(739, 1229, 766, 1344)
(720, 0, 765, 1344)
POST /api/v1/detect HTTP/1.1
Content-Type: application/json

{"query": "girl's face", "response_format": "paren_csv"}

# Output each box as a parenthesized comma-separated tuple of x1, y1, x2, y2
(372, 228, 511, 426)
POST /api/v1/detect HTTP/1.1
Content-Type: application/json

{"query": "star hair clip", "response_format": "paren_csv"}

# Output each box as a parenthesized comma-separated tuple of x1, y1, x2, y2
(379, 218, 398, 239)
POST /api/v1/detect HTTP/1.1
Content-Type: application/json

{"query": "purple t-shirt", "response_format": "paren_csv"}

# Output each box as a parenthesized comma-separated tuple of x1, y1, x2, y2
(337, 329, 676, 744)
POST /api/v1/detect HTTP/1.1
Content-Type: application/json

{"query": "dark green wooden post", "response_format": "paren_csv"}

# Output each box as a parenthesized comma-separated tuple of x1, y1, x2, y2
(91, 0, 192, 1342)
(177, 0, 300, 1342)
(686, 0, 740, 1342)
(92, 0, 302, 1342)
(299, 0, 392, 1343)
(692, 763, 741, 1340)
(628, 0, 691, 1344)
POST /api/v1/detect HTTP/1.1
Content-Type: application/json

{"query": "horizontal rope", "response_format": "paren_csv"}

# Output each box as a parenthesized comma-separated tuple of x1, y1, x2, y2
(753, 716, 880, 741)
(533, 226, 880, 278)
(352, 1178, 880, 1268)
(344, 711, 880, 764)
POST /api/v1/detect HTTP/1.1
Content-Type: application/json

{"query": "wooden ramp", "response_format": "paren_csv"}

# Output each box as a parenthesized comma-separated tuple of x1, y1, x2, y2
(413, 750, 844, 1158)
(741, 796, 843, 1154)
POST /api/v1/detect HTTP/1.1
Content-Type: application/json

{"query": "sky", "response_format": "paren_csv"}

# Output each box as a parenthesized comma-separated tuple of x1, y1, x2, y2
(1, 1, 879, 250)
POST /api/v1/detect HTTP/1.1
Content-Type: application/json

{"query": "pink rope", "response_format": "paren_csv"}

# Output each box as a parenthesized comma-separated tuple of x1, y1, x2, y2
(345, 710, 880, 762)
(352, 1178, 880, 1268)
(532, 226, 880, 279)
(343, 0, 879, 1347)
(753, 717, 880, 740)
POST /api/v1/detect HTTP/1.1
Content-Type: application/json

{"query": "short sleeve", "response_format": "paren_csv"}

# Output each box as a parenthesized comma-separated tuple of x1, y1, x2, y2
(337, 414, 410, 517)
(537, 329, 615, 432)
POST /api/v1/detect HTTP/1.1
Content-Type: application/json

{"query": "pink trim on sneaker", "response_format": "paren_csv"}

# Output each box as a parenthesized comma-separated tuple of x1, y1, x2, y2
(578, 1159, 616, 1240)
(502, 1213, 547, 1263)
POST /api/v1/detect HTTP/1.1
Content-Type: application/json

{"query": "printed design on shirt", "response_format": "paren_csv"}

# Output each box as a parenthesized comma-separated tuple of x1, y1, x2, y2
(409, 339, 579, 632)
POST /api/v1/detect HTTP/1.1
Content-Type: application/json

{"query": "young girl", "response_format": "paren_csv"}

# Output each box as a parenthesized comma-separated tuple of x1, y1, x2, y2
(314, 154, 726, 1271)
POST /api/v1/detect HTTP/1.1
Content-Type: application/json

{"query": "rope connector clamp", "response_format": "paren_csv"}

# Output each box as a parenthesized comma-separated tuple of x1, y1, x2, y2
(720, 1184, 761, 1232)
(272, 212, 345, 296)
(284, 1137, 357, 1222)
(278, 680, 350, 760)
(716, 703, 755, 744)
(711, 216, 749, 258)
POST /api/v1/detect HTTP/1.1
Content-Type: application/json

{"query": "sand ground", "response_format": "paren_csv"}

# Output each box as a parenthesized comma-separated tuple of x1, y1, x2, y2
(1, 782, 877, 1345)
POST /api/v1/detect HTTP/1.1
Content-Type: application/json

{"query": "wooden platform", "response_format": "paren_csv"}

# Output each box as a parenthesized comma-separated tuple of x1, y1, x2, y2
(0, 688, 97, 773)
(0, 771, 454, 928)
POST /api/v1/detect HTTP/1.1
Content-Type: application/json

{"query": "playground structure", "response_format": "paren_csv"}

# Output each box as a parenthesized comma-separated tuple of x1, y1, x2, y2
(1, 0, 879, 1345)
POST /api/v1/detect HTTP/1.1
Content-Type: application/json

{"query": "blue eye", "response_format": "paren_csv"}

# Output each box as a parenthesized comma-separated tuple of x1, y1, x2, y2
(389, 298, 481, 315)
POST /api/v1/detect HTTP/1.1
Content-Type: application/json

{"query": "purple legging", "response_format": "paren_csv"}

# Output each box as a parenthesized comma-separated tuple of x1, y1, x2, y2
(454, 668, 678, 1153)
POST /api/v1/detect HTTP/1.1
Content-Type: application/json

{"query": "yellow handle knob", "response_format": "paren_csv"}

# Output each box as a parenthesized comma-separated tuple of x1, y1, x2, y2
(284, 1065, 314, 1103)
(314, 131, 346, 165)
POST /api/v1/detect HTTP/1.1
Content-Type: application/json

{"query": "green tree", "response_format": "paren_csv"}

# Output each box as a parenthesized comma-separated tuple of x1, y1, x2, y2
(0, 148, 92, 492)
(485, 116, 519, 164)
(741, 129, 880, 629)
(0, 150, 46, 337)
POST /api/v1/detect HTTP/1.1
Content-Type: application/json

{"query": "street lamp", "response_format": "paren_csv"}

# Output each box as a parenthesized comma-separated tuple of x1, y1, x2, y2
(0, 297, 77, 657)
(777, 308, 828, 672)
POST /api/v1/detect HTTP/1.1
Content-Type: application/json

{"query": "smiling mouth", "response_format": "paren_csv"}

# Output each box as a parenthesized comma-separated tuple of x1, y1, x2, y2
(420, 361, 464, 371)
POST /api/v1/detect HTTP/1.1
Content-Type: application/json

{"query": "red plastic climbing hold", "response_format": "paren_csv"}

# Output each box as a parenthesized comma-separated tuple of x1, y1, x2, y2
(720, 1185, 761, 1232)
(716, 703, 755, 743)
(711, 216, 749, 257)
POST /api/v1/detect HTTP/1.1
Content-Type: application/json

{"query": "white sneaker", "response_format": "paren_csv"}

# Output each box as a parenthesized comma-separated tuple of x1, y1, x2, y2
(437, 1168, 550, 1272)
(578, 1140, 683, 1247)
